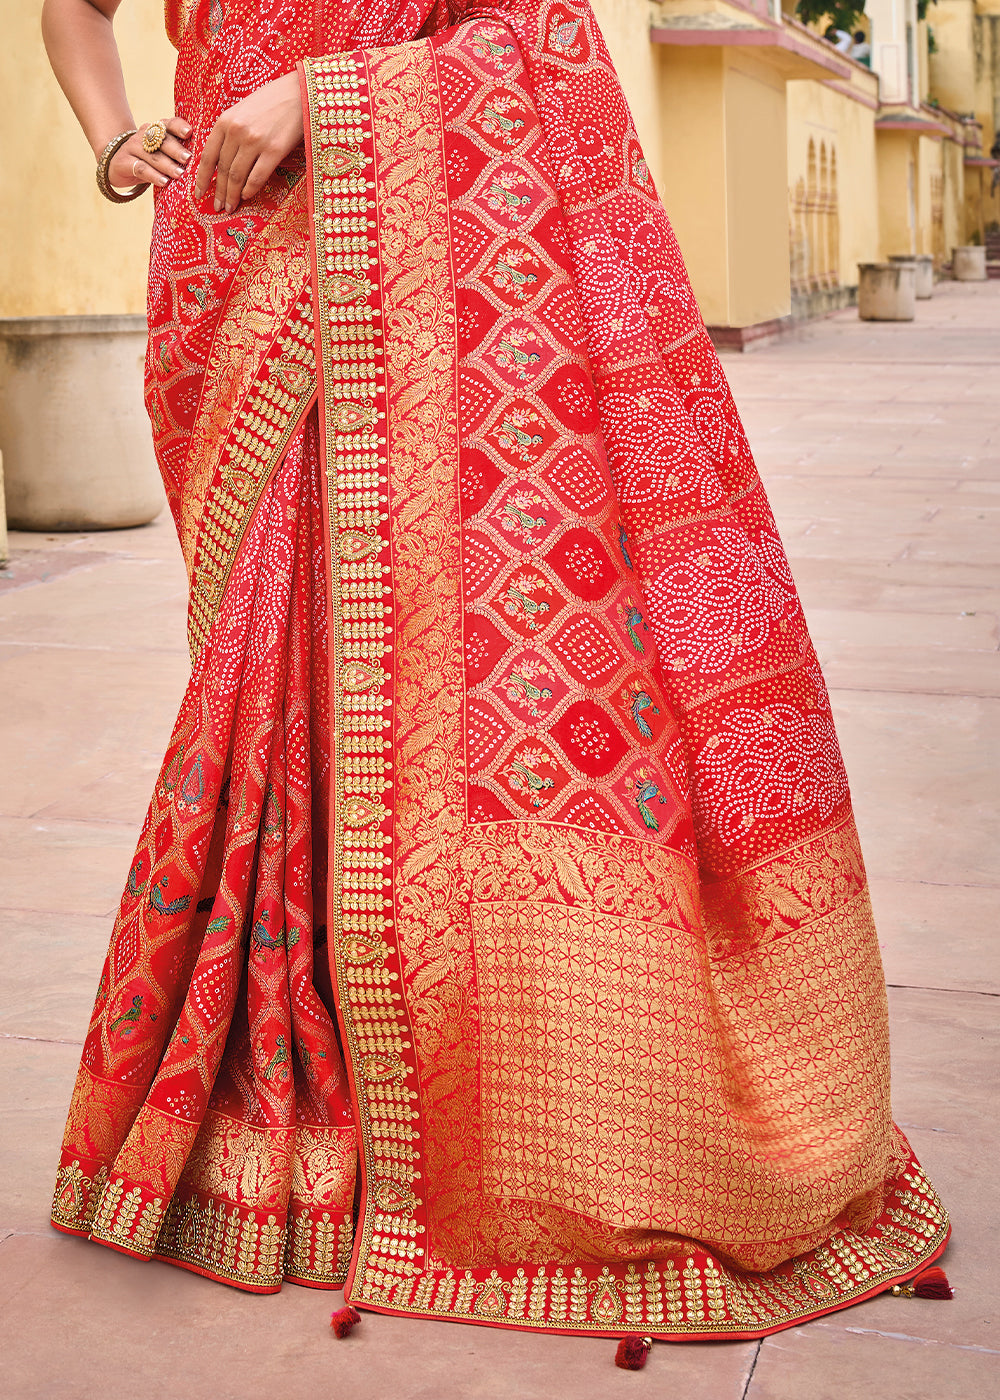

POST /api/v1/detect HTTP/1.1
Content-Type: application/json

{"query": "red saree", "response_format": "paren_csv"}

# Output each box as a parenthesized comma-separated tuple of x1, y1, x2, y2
(51, 0, 949, 1337)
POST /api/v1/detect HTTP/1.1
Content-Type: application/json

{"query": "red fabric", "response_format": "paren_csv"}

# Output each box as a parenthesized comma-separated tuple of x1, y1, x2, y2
(49, 0, 950, 1329)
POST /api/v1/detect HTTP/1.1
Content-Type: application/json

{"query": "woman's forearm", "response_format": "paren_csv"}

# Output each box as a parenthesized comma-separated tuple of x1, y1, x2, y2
(41, 0, 134, 157)
(42, 0, 190, 190)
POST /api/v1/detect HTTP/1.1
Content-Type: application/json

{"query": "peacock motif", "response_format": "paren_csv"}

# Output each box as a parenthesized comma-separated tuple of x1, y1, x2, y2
(618, 600, 648, 654)
(505, 667, 554, 717)
(492, 334, 541, 382)
(485, 173, 533, 222)
(470, 30, 516, 68)
(490, 253, 537, 300)
(504, 575, 551, 631)
(505, 748, 555, 808)
(149, 875, 192, 916)
(477, 98, 525, 146)
(632, 768, 667, 831)
(262, 1035, 290, 1083)
(108, 994, 143, 1037)
(127, 854, 148, 897)
(250, 912, 302, 954)
(497, 490, 547, 543)
(622, 680, 659, 740)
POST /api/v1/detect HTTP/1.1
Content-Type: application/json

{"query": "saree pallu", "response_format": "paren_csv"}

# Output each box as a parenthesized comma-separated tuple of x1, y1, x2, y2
(51, 0, 949, 1336)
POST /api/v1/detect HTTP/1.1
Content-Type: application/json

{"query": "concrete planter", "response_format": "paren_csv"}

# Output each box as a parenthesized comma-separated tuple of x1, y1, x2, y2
(857, 263, 916, 321)
(889, 254, 934, 299)
(951, 246, 987, 282)
(0, 314, 163, 531)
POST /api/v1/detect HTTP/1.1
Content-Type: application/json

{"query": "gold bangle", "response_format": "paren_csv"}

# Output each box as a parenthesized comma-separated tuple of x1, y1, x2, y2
(95, 130, 148, 204)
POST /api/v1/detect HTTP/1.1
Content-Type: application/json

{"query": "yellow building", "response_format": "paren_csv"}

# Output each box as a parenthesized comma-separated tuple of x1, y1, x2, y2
(596, 0, 999, 341)
(0, 0, 996, 348)
(927, 0, 1000, 241)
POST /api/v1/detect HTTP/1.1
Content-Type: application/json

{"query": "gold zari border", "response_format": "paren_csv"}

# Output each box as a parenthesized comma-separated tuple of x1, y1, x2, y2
(54, 1159, 353, 1291)
(186, 291, 317, 659)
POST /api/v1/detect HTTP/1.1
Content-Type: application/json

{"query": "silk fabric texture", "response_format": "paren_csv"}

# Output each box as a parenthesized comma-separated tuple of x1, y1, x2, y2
(51, 0, 948, 1336)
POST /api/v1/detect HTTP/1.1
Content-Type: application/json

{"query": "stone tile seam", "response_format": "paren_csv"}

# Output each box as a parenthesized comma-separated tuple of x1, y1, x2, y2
(0, 1032, 84, 1047)
(0, 640, 188, 655)
(876, 876, 1000, 890)
(887, 984, 1000, 998)
(0, 906, 121, 920)
(826, 1325, 1000, 1357)
(829, 684, 1000, 699)
(739, 1339, 763, 1400)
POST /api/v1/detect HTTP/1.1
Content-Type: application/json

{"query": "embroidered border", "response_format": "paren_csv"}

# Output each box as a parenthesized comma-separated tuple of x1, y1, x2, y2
(53, 1154, 354, 1292)
(302, 46, 426, 1300)
(187, 294, 317, 658)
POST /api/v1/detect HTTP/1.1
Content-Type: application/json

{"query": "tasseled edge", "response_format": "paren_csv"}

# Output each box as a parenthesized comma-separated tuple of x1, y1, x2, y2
(614, 1334, 653, 1370)
(330, 1305, 363, 1337)
(889, 1266, 954, 1300)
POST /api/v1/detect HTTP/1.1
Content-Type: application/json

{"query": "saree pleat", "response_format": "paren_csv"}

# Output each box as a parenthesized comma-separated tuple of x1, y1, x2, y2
(51, 0, 948, 1334)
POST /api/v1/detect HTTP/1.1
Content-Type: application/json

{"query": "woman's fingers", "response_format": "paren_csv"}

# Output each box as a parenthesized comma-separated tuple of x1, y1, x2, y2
(195, 125, 225, 200)
(159, 134, 192, 168)
(109, 151, 161, 189)
(136, 117, 192, 176)
(241, 153, 280, 204)
(193, 72, 304, 211)
(107, 117, 193, 191)
(108, 137, 167, 189)
(214, 129, 248, 213)
(218, 140, 282, 213)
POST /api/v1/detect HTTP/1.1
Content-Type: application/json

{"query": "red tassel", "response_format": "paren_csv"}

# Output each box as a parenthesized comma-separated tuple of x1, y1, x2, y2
(913, 1266, 954, 1300)
(614, 1335, 652, 1370)
(888, 1265, 954, 1300)
(330, 1305, 362, 1338)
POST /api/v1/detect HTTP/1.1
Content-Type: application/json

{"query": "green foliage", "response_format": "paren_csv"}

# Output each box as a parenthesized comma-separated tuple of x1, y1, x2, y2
(795, 0, 866, 33)
(917, 0, 936, 20)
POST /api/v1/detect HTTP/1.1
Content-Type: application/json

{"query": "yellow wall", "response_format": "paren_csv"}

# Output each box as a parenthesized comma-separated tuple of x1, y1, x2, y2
(977, 10, 1000, 151)
(918, 17, 930, 101)
(928, 1, 1000, 148)
(652, 46, 792, 327)
(915, 133, 937, 254)
(928, 0, 976, 117)
(940, 132, 967, 253)
(725, 58, 790, 326)
(651, 47, 732, 324)
(877, 131, 918, 255)
(965, 164, 987, 240)
(0, 1, 176, 318)
(927, 0, 1000, 238)
(787, 78, 880, 288)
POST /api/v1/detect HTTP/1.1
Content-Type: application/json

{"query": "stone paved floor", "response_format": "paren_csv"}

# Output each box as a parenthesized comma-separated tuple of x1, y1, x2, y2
(1, 281, 997, 1398)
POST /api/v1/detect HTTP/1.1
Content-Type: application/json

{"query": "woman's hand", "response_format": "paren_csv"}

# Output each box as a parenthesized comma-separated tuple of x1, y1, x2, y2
(108, 116, 192, 190)
(195, 71, 304, 214)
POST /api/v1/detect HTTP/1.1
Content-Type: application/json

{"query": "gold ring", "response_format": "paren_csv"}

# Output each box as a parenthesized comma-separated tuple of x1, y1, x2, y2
(142, 120, 168, 154)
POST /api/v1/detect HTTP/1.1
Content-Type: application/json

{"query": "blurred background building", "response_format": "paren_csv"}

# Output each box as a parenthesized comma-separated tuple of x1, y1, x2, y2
(1, 0, 998, 546)
(597, 0, 1000, 343)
